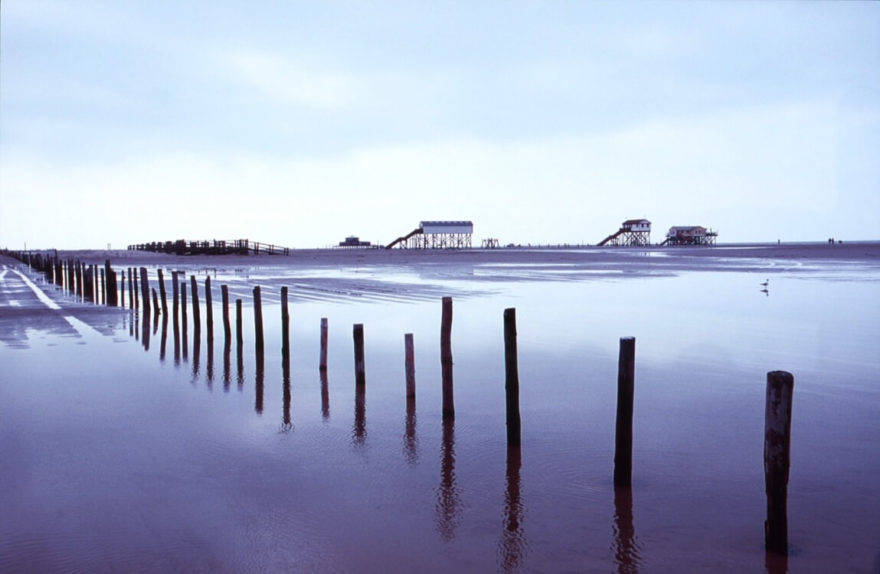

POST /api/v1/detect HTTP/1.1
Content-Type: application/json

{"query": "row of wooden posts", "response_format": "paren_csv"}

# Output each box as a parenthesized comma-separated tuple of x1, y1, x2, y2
(11, 251, 795, 556)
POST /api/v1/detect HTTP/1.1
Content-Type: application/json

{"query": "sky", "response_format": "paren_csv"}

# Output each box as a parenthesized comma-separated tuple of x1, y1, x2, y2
(1, 1, 879, 250)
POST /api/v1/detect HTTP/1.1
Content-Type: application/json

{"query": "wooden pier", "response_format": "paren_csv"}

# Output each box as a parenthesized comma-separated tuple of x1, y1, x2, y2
(127, 239, 290, 256)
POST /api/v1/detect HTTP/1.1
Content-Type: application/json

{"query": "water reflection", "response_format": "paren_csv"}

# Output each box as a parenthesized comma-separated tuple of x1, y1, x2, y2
(435, 418, 461, 542)
(141, 309, 151, 351)
(255, 350, 264, 414)
(320, 370, 330, 420)
(192, 325, 201, 381)
(159, 313, 168, 362)
(612, 486, 640, 574)
(352, 384, 366, 445)
(281, 347, 292, 432)
(765, 551, 789, 574)
(236, 337, 244, 390)
(206, 334, 214, 389)
(403, 397, 418, 465)
(498, 445, 526, 572)
(223, 339, 231, 392)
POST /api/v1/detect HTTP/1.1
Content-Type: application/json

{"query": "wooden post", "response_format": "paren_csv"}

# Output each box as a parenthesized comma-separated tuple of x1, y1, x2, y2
(319, 318, 329, 371)
(104, 260, 117, 307)
(157, 269, 168, 316)
(171, 271, 179, 323)
(190, 275, 200, 330)
(353, 324, 365, 387)
(181, 280, 188, 333)
(440, 296, 454, 419)
(221, 285, 231, 342)
(152, 288, 160, 315)
(100, 268, 106, 305)
(253, 286, 264, 353)
(614, 337, 636, 487)
(236, 298, 243, 348)
(128, 268, 135, 309)
(118, 271, 124, 308)
(139, 267, 150, 314)
(281, 286, 290, 360)
(504, 308, 521, 446)
(204, 276, 213, 344)
(404, 333, 416, 399)
(764, 370, 794, 555)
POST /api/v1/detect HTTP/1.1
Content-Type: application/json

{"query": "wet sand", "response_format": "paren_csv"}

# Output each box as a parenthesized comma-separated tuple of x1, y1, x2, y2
(1, 243, 878, 572)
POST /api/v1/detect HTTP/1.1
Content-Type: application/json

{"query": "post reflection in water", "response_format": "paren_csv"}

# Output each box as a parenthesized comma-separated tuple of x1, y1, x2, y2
(205, 334, 214, 389)
(152, 309, 160, 337)
(254, 350, 264, 414)
(236, 338, 244, 390)
(141, 310, 151, 351)
(435, 418, 461, 542)
(403, 396, 418, 465)
(159, 314, 168, 362)
(612, 486, 640, 574)
(222, 339, 231, 392)
(352, 385, 366, 445)
(498, 445, 526, 572)
(191, 325, 201, 381)
(320, 370, 330, 420)
(765, 550, 789, 574)
(281, 348, 292, 431)
(173, 308, 180, 365)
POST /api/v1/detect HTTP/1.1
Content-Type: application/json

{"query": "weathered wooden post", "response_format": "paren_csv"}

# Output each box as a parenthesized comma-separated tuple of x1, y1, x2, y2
(204, 276, 214, 345)
(236, 298, 243, 349)
(139, 267, 150, 314)
(118, 271, 124, 307)
(190, 275, 200, 330)
(157, 269, 168, 316)
(404, 333, 416, 399)
(104, 260, 117, 307)
(320, 318, 329, 371)
(281, 286, 290, 360)
(152, 288, 160, 316)
(128, 268, 135, 309)
(504, 308, 521, 446)
(614, 337, 636, 487)
(253, 286, 264, 353)
(181, 280, 188, 333)
(221, 285, 231, 342)
(171, 271, 179, 323)
(353, 324, 366, 387)
(441, 296, 454, 419)
(100, 268, 106, 305)
(764, 370, 794, 555)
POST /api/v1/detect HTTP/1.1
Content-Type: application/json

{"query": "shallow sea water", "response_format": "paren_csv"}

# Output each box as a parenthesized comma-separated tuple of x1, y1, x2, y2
(1, 255, 879, 573)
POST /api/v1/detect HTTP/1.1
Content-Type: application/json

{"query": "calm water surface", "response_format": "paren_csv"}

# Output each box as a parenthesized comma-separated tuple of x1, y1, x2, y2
(1, 257, 878, 573)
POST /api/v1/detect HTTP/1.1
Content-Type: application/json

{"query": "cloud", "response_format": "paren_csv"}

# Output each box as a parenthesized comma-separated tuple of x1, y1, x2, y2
(224, 49, 357, 109)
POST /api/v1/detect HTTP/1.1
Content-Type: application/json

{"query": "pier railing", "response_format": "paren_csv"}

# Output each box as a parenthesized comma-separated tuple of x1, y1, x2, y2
(126, 239, 290, 256)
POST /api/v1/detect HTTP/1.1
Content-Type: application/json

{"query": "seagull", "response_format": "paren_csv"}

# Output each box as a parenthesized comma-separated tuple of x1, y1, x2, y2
(760, 278, 769, 287)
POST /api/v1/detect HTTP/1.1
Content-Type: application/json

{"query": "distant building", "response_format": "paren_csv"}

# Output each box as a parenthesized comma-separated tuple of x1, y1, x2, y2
(386, 220, 474, 249)
(338, 236, 372, 248)
(664, 226, 718, 246)
(598, 219, 651, 246)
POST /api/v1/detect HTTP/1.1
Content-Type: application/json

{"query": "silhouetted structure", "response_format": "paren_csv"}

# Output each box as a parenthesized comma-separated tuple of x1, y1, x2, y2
(386, 221, 474, 249)
(128, 239, 290, 255)
(661, 226, 718, 246)
(598, 219, 651, 246)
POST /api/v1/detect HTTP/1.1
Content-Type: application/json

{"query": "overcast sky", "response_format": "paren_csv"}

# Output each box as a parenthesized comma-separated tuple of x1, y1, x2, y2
(1, 1, 878, 249)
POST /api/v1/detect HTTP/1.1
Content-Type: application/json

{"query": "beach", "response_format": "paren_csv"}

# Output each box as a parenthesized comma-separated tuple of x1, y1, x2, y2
(1, 243, 878, 573)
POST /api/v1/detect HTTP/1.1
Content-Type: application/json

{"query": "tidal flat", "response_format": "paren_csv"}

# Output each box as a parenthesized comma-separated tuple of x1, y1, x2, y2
(1, 243, 878, 573)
